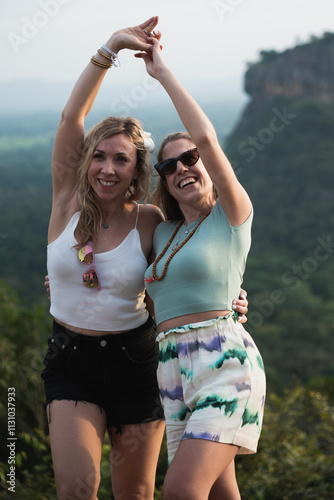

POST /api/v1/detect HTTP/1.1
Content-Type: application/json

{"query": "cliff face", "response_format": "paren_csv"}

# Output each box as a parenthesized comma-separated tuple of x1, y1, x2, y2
(225, 31, 334, 259)
(223, 33, 334, 391)
(244, 33, 334, 103)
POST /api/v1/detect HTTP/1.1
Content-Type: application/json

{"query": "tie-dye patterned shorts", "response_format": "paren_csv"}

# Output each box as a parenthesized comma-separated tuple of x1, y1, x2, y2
(156, 313, 266, 464)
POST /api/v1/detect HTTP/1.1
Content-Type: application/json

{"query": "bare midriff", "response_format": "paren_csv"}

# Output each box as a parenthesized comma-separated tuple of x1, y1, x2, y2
(54, 317, 130, 336)
(157, 309, 231, 333)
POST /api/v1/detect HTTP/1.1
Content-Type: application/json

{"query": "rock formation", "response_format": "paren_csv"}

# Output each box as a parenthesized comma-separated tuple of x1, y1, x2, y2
(244, 32, 334, 103)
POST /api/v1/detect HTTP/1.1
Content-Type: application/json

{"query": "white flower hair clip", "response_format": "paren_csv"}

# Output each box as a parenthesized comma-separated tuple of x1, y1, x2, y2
(140, 130, 155, 153)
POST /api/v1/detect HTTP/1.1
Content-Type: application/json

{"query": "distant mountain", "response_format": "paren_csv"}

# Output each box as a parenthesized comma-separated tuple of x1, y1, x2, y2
(226, 32, 334, 388)
(227, 32, 334, 258)
(245, 32, 334, 103)
(232, 32, 334, 140)
(0, 76, 246, 149)
(0, 77, 246, 115)
(0, 79, 73, 114)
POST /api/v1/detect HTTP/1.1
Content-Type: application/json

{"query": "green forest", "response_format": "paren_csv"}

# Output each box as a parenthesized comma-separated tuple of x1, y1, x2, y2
(1, 34, 334, 499)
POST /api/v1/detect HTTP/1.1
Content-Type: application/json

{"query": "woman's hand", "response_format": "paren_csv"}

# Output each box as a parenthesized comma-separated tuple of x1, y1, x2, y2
(233, 288, 248, 323)
(106, 16, 160, 54)
(44, 275, 50, 300)
(134, 36, 166, 80)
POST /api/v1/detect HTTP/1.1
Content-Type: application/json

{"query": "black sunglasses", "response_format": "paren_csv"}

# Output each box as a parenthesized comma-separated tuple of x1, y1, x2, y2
(154, 148, 200, 179)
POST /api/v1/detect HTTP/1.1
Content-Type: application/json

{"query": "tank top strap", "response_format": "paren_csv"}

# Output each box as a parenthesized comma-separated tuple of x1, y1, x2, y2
(134, 203, 140, 229)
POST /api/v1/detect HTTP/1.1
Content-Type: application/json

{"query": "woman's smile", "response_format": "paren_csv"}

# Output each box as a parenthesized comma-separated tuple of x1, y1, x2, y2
(178, 176, 198, 189)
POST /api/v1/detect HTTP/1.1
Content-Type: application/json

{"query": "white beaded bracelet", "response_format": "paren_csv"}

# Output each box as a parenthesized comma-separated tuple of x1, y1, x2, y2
(101, 45, 120, 67)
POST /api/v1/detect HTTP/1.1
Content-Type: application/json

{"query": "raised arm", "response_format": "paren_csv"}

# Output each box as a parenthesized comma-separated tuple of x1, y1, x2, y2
(137, 37, 252, 227)
(49, 17, 159, 241)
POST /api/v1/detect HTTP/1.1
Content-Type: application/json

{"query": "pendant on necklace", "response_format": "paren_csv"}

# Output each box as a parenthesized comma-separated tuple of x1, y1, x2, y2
(172, 243, 179, 251)
(101, 205, 124, 229)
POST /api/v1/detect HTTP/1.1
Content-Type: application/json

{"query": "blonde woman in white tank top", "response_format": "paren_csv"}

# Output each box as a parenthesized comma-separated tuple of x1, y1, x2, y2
(43, 18, 166, 500)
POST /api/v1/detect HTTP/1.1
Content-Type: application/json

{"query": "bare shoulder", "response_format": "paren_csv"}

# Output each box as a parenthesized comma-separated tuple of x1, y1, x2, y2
(139, 204, 164, 227)
(137, 204, 164, 259)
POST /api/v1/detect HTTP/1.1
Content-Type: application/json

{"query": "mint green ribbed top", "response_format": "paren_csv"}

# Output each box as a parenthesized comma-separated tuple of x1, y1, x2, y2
(144, 199, 253, 326)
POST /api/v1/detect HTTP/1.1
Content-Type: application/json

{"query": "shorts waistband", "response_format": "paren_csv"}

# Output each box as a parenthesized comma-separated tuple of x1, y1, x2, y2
(52, 316, 154, 344)
(156, 311, 238, 342)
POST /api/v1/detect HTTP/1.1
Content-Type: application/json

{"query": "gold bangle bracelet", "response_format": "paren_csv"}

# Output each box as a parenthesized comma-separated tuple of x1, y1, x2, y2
(90, 56, 113, 69)
(91, 56, 112, 68)
(97, 49, 112, 61)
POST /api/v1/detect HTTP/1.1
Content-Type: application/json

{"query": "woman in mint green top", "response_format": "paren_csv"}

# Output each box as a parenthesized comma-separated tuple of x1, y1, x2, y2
(139, 35, 266, 500)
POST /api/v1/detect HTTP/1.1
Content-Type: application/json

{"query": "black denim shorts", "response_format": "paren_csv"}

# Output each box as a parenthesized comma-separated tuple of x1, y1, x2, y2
(41, 317, 164, 429)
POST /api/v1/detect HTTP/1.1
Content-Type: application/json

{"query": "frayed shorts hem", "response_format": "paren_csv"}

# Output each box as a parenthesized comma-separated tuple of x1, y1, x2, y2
(42, 317, 164, 430)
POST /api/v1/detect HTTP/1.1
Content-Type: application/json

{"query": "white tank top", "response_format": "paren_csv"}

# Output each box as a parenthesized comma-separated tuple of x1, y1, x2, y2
(48, 204, 149, 331)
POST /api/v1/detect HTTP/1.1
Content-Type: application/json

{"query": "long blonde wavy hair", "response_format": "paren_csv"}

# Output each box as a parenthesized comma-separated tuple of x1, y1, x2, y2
(75, 116, 151, 247)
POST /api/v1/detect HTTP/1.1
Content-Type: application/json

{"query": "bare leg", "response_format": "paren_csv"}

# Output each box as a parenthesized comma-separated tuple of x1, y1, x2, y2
(48, 400, 107, 500)
(163, 439, 240, 500)
(209, 460, 241, 500)
(109, 419, 165, 500)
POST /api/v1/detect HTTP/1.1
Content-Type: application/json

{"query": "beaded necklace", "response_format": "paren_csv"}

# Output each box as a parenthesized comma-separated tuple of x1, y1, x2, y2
(149, 210, 211, 282)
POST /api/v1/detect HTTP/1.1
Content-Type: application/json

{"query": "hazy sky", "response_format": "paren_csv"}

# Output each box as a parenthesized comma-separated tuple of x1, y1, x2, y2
(1, 0, 333, 104)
